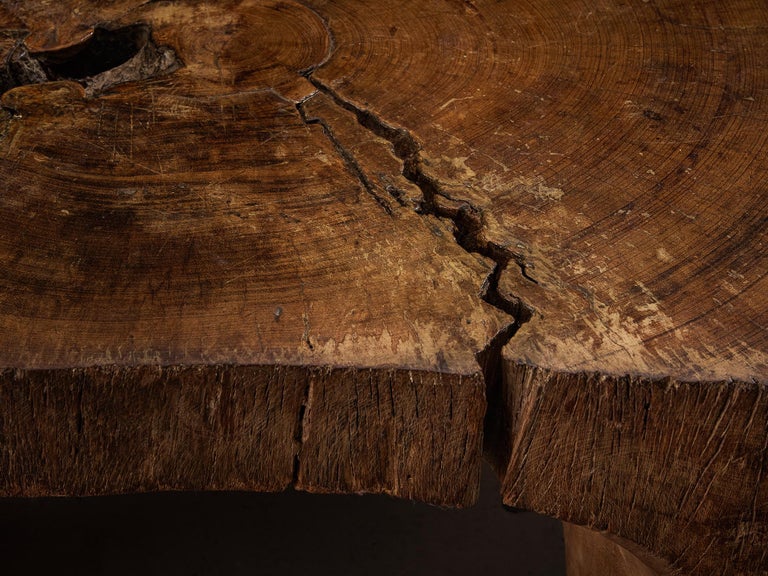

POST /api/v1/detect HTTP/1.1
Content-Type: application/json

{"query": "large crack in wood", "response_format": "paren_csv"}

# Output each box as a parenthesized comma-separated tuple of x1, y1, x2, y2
(295, 76, 537, 445)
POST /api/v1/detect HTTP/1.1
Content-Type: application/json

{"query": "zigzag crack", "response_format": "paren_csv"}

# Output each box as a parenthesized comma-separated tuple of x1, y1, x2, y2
(297, 74, 535, 385)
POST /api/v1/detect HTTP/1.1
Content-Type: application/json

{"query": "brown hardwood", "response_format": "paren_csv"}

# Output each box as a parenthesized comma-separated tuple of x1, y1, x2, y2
(0, 1, 765, 574)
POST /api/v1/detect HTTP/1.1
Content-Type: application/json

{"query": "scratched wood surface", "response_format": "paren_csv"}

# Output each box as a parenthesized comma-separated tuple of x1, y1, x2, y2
(0, 1, 766, 574)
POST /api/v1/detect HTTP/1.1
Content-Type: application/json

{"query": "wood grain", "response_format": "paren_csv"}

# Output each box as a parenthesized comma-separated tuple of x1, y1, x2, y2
(0, 1, 766, 573)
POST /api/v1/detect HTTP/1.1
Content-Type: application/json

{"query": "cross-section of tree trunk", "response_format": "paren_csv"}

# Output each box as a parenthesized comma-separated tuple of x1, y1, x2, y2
(0, 1, 765, 574)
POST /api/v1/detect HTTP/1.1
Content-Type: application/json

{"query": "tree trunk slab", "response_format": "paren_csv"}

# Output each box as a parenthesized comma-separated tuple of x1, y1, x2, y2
(0, 1, 766, 574)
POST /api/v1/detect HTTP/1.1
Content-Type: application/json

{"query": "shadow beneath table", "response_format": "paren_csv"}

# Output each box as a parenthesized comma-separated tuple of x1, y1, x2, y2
(0, 463, 565, 576)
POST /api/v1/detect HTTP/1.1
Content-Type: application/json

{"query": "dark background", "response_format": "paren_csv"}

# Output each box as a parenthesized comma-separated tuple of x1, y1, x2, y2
(0, 464, 565, 575)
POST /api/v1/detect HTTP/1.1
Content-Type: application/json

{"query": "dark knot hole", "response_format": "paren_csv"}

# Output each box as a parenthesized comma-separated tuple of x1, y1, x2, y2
(34, 24, 149, 80)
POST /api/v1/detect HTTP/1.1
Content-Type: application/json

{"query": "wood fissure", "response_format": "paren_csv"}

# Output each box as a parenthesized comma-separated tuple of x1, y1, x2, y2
(296, 76, 536, 398)
(291, 373, 312, 485)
